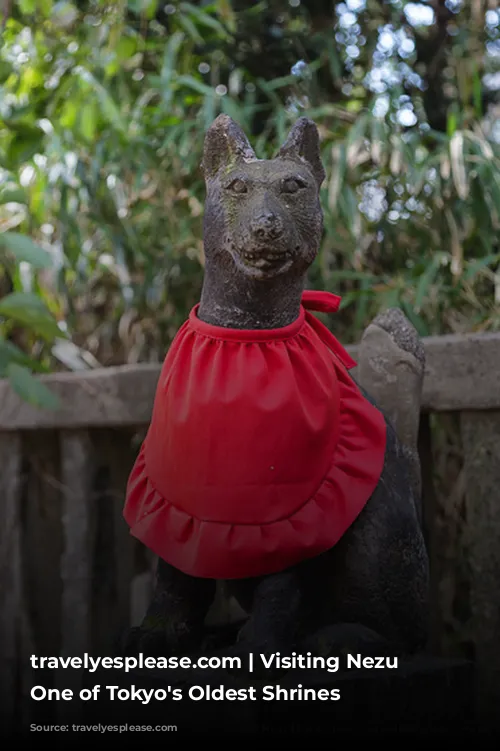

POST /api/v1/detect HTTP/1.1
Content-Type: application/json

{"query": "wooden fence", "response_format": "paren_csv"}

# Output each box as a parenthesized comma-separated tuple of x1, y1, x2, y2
(0, 330, 499, 726)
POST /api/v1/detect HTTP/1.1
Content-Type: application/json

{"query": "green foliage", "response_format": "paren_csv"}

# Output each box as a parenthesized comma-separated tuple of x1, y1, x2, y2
(0, 0, 498, 387)
(0, 291, 63, 339)
(0, 231, 52, 267)
(6, 361, 60, 409)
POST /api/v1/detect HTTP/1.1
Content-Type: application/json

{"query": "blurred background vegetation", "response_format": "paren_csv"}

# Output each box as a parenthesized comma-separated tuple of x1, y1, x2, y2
(0, 0, 499, 408)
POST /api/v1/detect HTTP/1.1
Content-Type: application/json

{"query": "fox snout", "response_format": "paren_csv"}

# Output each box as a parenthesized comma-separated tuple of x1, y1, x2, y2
(250, 210, 284, 242)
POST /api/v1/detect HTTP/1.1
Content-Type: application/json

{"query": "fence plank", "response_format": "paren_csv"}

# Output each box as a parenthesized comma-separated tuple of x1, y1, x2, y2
(460, 410, 500, 728)
(0, 329, 498, 729)
(58, 430, 95, 703)
(0, 364, 160, 431)
(90, 429, 137, 653)
(23, 433, 63, 657)
(421, 413, 470, 657)
(0, 432, 22, 730)
(0, 332, 498, 430)
(107, 430, 137, 640)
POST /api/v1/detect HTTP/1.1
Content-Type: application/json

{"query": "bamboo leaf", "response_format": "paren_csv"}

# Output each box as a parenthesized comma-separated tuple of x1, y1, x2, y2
(74, 68, 127, 134)
(6, 363, 60, 410)
(0, 339, 47, 376)
(0, 232, 53, 269)
(176, 75, 214, 96)
(0, 188, 27, 205)
(0, 293, 64, 341)
(414, 253, 442, 310)
(463, 254, 500, 281)
(450, 132, 468, 200)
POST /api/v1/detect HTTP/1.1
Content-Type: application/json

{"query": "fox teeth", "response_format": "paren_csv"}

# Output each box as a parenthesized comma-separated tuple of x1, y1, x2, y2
(240, 252, 289, 264)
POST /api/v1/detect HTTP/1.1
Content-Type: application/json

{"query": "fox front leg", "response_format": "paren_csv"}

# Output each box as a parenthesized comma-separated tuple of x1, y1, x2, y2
(222, 568, 303, 678)
(122, 558, 216, 657)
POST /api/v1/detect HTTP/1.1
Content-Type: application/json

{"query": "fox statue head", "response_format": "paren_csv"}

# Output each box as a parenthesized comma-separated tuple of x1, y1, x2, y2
(198, 114, 326, 329)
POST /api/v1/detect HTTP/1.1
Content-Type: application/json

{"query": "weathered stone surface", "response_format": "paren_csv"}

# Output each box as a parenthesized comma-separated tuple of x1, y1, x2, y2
(420, 331, 500, 412)
(357, 311, 424, 454)
(0, 363, 160, 431)
(356, 310, 424, 501)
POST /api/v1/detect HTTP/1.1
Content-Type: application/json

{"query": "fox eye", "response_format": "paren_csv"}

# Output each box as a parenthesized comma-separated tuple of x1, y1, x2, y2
(226, 178, 248, 194)
(281, 178, 305, 194)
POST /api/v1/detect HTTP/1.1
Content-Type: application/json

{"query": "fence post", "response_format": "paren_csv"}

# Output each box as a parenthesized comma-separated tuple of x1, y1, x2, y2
(57, 430, 95, 717)
(460, 410, 500, 729)
(0, 432, 23, 731)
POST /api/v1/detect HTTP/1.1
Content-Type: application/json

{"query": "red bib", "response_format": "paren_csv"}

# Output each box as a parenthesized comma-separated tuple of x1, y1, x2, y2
(124, 290, 386, 579)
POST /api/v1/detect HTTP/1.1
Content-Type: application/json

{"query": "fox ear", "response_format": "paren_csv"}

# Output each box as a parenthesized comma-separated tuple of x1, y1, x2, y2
(202, 114, 257, 179)
(278, 117, 325, 188)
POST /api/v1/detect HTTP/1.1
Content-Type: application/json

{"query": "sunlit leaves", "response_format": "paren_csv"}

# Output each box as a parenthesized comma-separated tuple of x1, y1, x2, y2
(0, 0, 498, 391)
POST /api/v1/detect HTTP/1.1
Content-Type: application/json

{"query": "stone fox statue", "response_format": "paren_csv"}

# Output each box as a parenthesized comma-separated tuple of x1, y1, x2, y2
(122, 115, 429, 663)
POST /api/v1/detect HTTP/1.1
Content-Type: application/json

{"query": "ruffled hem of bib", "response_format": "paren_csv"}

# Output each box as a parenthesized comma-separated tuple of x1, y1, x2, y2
(123, 372, 386, 580)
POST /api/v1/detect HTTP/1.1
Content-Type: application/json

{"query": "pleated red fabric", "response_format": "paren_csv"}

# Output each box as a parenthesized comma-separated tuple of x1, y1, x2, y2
(123, 290, 386, 579)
